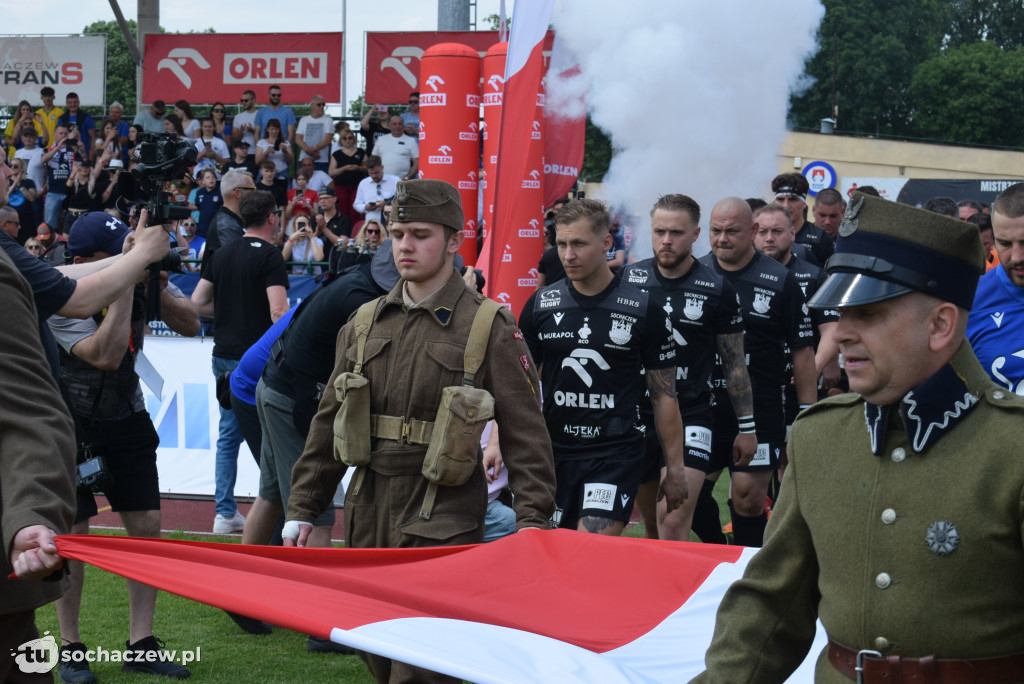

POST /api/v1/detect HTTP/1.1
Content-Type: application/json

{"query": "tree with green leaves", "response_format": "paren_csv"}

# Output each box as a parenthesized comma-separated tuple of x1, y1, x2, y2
(83, 19, 138, 113)
(910, 40, 1024, 147)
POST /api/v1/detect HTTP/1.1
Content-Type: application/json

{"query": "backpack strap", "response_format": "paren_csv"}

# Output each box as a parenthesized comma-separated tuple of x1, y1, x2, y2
(462, 298, 502, 387)
(350, 296, 384, 375)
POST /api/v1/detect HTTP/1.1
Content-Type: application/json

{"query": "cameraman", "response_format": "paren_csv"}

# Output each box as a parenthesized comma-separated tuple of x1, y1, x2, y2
(47, 212, 198, 681)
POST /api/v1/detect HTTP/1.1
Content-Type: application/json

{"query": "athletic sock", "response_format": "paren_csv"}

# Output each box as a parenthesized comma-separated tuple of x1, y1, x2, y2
(729, 499, 768, 548)
(691, 480, 727, 544)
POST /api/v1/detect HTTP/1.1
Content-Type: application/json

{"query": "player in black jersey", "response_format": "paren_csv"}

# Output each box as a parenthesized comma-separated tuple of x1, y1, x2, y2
(695, 197, 817, 547)
(627, 194, 757, 542)
(520, 199, 686, 536)
(772, 172, 835, 268)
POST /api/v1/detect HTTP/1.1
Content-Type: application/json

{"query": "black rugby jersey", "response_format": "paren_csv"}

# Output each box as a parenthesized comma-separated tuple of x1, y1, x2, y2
(624, 258, 743, 404)
(520, 275, 674, 456)
(786, 253, 838, 330)
(793, 221, 835, 268)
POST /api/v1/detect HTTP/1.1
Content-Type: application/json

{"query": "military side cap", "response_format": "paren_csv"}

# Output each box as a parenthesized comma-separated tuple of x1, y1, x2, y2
(67, 212, 131, 257)
(809, 192, 985, 310)
(391, 179, 464, 233)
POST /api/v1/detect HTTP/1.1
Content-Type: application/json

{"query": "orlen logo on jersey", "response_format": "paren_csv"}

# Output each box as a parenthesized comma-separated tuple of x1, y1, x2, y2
(518, 268, 539, 288)
(521, 169, 541, 189)
(463, 219, 477, 238)
(518, 218, 541, 238)
(458, 171, 478, 190)
(459, 122, 479, 141)
(531, 120, 542, 140)
(224, 52, 327, 83)
(428, 145, 453, 164)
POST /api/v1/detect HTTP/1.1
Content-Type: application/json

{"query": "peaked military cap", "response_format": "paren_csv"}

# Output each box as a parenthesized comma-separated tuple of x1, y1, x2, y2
(808, 192, 986, 310)
(391, 179, 464, 233)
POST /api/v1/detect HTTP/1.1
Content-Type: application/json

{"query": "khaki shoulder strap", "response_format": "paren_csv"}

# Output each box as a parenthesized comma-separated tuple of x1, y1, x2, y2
(351, 296, 384, 375)
(462, 298, 502, 387)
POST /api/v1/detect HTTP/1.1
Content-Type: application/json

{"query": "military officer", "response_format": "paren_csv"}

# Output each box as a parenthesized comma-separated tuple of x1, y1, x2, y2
(693, 193, 1024, 683)
(283, 179, 556, 684)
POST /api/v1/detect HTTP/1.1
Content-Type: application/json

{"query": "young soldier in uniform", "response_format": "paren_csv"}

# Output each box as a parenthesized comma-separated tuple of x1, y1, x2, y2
(696, 197, 817, 547)
(284, 179, 555, 684)
(627, 194, 756, 542)
(519, 198, 687, 536)
(694, 193, 1024, 683)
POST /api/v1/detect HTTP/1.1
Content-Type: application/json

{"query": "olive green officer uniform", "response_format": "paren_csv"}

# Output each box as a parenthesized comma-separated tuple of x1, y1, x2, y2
(694, 194, 1024, 683)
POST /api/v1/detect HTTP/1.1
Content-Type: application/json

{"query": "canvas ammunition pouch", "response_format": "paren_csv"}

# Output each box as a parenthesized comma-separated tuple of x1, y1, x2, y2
(333, 295, 503, 519)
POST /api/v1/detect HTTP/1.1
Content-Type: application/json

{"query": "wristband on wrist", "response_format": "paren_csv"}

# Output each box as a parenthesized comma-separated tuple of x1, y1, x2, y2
(737, 415, 756, 434)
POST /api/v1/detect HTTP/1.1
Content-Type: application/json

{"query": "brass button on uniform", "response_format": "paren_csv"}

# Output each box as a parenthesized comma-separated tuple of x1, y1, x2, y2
(891, 447, 906, 462)
(876, 572, 892, 589)
(881, 508, 897, 524)
(993, 390, 1006, 400)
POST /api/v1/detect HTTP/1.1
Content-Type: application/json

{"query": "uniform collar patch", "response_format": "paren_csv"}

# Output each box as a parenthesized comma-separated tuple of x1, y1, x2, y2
(864, 362, 979, 455)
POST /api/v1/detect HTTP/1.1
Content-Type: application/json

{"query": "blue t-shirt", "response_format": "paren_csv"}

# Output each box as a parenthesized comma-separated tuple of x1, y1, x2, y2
(229, 304, 298, 405)
(254, 106, 297, 138)
(195, 187, 224, 238)
(57, 111, 96, 153)
(967, 264, 1024, 394)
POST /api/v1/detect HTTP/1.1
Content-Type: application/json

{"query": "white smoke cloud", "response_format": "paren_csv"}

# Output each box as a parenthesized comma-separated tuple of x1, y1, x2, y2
(549, 0, 824, 258)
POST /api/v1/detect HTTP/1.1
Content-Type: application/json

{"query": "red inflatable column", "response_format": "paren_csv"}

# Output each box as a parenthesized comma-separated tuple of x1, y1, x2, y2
(480, 42, 507, 245)
(418, 43, 482, 265)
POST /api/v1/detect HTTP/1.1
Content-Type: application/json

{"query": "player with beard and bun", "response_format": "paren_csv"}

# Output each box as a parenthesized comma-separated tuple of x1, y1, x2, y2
(772, 172, 835, 267)
(519, 198, 688, 536)
(627, 194, 757, 542)
(695, 197, 817, 548)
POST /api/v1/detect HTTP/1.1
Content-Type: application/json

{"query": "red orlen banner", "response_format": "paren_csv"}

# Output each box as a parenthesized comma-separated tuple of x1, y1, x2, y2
(142, 33, 342, 105)
(366, 31, 554, 105)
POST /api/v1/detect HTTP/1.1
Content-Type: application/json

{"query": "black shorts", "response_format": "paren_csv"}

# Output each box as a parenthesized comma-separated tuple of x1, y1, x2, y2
(641, 402, 715, 481)
(553, 444, 643, 530)
(75, 412, 161, 524)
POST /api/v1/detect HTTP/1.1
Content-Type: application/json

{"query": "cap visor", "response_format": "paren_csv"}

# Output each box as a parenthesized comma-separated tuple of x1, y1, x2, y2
(808, 272, 915, 309)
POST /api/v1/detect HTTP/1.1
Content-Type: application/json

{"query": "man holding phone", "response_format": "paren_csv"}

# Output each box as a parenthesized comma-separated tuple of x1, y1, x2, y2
(195, 118, 230, 178)
(353, 155, 399, 224)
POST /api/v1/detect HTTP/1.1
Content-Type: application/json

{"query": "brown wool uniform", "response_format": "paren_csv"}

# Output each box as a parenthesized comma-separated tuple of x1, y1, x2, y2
(287, 269, 556, 547)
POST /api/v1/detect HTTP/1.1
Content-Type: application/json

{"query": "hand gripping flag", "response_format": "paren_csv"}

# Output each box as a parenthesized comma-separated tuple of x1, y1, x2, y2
(55, 530, 824, 682)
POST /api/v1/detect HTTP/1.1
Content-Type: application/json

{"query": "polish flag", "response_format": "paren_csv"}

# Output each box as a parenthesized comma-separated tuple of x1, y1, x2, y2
(56, 530, 824, 682)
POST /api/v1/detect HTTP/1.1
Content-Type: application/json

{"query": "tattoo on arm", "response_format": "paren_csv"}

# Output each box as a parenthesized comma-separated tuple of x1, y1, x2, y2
(580, 516, 617, 534)
(645, 367, 677, 400)
(717, 332, 754, 417)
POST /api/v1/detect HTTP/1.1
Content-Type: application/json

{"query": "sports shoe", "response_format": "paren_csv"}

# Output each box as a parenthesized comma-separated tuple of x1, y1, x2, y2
(122, 636, 191, 678)
(58, 642, 97, 683)
(212, 511, 245, 534)
(307, 636, 356, 655)
(225, 610, 273, 635)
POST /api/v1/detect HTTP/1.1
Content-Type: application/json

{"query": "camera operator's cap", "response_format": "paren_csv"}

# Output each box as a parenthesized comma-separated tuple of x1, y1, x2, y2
(808, 192, 986, 311)
(318, 187, 335, 197)
(391, 179, 463, 233)
(67, 212, 131, 257)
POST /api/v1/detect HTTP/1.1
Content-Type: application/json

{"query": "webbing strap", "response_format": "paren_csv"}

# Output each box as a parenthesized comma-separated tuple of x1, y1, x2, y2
(370, 415, 434, 445)
(350, 297, 383, 375)
(462, 298, 502, 387)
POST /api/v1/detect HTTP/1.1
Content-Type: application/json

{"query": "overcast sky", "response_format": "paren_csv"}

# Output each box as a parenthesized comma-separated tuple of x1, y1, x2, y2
(3, 0, 512, 110)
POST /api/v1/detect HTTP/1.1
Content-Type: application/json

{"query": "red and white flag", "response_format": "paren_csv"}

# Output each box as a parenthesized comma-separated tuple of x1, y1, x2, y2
(56, 530, 824, 682)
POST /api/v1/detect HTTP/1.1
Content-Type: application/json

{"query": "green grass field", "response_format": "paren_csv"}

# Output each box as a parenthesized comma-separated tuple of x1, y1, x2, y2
(33, 482, 733, 683)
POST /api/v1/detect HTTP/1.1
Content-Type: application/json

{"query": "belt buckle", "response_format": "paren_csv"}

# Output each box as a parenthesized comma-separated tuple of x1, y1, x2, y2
(855, 649, 883, 684)
(399, 421, 411, 444)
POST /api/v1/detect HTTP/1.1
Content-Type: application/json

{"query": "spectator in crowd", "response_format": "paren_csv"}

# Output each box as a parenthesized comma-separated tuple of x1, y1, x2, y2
(968, 182, 1024, 393)
(400, 91, 420, 136)
(353, 156, 399, 224)
(92, 157, 124, 215)
(191, 190, 289, 535)
(175, 99, 200, 139)
(0, 206, 19, 239)
(923, 196, 959, 218)
(179, 218, 204, 271)
(208, 102, 232, 146)
(958, 198, 983, 221)
(606, 212, 626, 271)
(0, 247, 76, 684)
(126, 124, 145, 159)
(255, 118, 293, 185)
(256, 160, 288, 208)
(163, 113, 186, 140)
(296, 156, 333, 195)
(57, 93, 96, 154)
(133, 100, 166, 135)
(200, 168, 257, 274)
(284, 170, 318, 228)
(352, 218, 386, 252)
(221, 140, 257, 179)
(49, 212, 197, 683)
(107, 102, 131, 149)
(314, 187, 352, 249)
(771, 172, 834, 267)
(967, 211, 1000, 271)
(232, 90, 259, 150)
(329, 120, 353, 155)
(37, 223, 67, 265)
(91, 118, 123, 165)
(359, 105, 391, 152)
(536, 200, 568, 288)
(23, 236, 44, 257)
(15, 128, 46, 223)
(41, 124, 86, 231)
(64, 161, 100, 221)
(295, 95, 333, 172)
(328, 128, 367, 225)
(189, 169, 223, 238)
(7, 158, 39, 240)
(4, 100, 46, 156)
(254, 85, 297, 142)
(810, 187, 845, 240)
(36, 86, 64, 145)
(282, 214, 324, 275)
(372, 115, 418, 180)
(194, 118, 231, 178)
